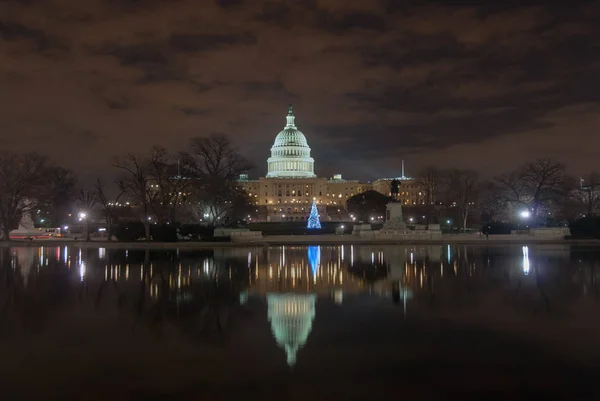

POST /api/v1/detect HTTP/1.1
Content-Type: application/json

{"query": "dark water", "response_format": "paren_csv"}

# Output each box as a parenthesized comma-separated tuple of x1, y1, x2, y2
(1, 244, 600, 400)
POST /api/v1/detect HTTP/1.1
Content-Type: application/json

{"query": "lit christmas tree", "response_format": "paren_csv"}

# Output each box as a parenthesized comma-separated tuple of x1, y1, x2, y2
(307, 199, 321, 229)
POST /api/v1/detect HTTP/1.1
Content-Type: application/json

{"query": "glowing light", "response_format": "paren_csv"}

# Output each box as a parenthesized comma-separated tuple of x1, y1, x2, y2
(520, 210, 531, 219)
(308, 246, 320, 278)
(78, 212, 87, 219)
(267, 293, 316, 367)
(307, 200, 321, 229)
(522, 246, 530, 275)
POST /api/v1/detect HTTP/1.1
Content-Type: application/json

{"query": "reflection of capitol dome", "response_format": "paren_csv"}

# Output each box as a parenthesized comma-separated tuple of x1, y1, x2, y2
(267, 293, 316, 367)
(266, 105, 316, 178)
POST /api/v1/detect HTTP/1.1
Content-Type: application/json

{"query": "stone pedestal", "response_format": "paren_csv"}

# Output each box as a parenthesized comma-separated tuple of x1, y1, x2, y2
(383, 202, 406, 230)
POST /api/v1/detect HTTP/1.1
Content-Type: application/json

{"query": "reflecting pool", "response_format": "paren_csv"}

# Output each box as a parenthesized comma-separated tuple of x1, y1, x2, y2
(1, 244, 600, 399)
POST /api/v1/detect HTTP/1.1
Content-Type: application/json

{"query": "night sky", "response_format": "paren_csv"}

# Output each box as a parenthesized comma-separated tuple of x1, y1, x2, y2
(1, 0, 599, 181)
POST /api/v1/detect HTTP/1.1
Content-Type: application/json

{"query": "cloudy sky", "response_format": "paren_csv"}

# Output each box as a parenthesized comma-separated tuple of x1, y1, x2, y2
(1, 0, 599, 181)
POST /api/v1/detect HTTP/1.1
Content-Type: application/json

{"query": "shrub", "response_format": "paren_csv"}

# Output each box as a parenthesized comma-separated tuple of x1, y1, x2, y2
(114, 222, 146, 241)
(481, 221, 512, 235)
(178, 224, 214, 240)
(151, 224, 178, 242)
(569, 216, 600, 239)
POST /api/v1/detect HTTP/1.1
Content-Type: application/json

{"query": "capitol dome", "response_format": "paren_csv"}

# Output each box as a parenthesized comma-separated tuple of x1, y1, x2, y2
(267, 293, 317, 367)
(266, 105, 316, 178)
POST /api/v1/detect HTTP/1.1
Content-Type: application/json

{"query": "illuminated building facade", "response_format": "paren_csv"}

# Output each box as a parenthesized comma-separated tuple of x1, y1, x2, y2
(238, 106, 416, 222)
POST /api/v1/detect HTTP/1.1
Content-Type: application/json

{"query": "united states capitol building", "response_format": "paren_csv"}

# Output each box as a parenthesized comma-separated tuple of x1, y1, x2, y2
(238, 105, 426, 222)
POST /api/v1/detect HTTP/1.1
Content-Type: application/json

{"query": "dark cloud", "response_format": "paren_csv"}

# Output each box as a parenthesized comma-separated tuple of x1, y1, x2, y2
(1, 0, 599, 179)
(316, 11, 387, 33)
(0, 21, 65, 51)
(178, 107, 206, 116)
(168, 32, 256, 52)
(97, 43, 183, 82)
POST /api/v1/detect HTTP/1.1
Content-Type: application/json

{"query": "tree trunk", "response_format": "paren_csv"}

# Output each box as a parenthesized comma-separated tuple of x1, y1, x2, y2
(462, 206, 469, 232)
(84, 220, 90, 241)
(144, 221, 150, 240)
(107, 218, 112, 241)
(2, 227, 10, 241)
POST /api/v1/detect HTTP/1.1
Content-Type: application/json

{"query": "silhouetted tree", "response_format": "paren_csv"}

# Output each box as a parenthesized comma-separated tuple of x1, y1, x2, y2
(496, 158, 568, 225)
(183, 134, 253, 225)
(76, 190, 98, 241)
(416, 166, 440, 225)
(146, 146, 194, 224)
(38, 165, 78, 227)
(478, 181, 508, 222)
(578, 172, 600, 216)
(113, 150, 162, 239)
(0, 152, 47, 240)
(441, 169, 480, 231)
(346, 190, 390, 222)
(95, 179, 125, 241)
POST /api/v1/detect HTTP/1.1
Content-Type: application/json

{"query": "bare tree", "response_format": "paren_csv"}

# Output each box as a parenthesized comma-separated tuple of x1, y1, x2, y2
(442, 169, 480, 231)
(0, 152, 47, 240)
(39, 166, 78, 227)
(478, 181, 508, 222)
(76, 190, 98, 241)
(184, 134, 253, 225)
(187, 134, 253, 181)
(113, 152, 157, 240)
(146, 146, 193, 224)
(95, 179, 125, 241)
(496, 158, 568, 225)
(578, 172, 600, 217)
(416, 166, 440, 225)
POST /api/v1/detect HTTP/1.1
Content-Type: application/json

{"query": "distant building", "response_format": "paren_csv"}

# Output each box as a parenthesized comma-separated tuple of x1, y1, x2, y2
(238, 105, 424, 222)
(371, 161, 425, 205)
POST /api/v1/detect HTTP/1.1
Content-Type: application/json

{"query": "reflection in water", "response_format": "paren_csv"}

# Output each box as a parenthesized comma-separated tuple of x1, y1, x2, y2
(308, 246, 320, 278)
(2, 244, 600, 367)
(267, 293, 316, 367)
(523, 246, 530, 275)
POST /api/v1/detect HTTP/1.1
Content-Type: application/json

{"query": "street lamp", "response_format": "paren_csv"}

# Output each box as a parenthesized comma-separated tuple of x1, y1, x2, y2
(520, 210, 531, 219)
(79, 212, 89, 241)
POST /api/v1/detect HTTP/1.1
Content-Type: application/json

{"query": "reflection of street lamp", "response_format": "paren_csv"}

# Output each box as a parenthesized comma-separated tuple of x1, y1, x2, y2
(79, 212, 89, 241)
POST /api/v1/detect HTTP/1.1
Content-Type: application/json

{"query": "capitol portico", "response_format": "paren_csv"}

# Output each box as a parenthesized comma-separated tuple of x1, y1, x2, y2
(238, 105, 425, 222)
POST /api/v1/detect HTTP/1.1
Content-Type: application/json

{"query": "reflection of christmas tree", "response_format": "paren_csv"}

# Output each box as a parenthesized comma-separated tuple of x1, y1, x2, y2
(307, 200, 321, 229)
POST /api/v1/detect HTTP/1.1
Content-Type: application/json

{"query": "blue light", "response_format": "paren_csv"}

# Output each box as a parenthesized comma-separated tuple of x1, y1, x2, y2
(308, 246, 320, 277)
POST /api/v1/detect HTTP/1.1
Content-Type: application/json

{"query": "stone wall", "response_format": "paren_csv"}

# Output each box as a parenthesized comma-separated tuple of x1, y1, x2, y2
(213, 228, 263, 241)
